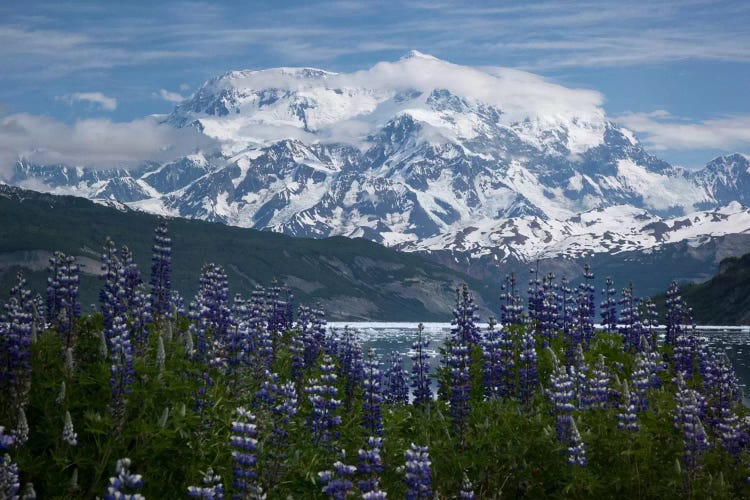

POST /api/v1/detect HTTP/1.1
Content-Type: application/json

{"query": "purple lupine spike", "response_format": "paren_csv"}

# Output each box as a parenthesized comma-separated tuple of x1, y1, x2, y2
(459, 472, 475, 499)
(119, 245, 142, 309)
(618, 283, 643, 351)
(451, 285, 481, 347)
(108, 314, 135, 434)
(600, 277, 617, 335)
(483, 317, 504, 400)
(197, 263, 232, 347)
(319, 450, 357, 499)
(358, 436, 384, 495)
(0, 441, 20, 500)
(1, 272, 34, 411)
(188, 467, 224, 499)
(565, 416, 587, 467)
(47, 251, 81, 349)
(582, 355, 611, 409)
(538, 272, 559, 347)
(527, 262, 544, 327)
(674, 388, 710, 471)
(664, 281, 689, 346)
(129, 287, 151, 353)
(576, 264, 596, 348)
(337, 326, 363, 409)
(641, 297, 660, 348)
(149, 222, 172, 322)
(230, 407, 264, 498)
(617, 381, 638, 432)
(290, 330, 306, 384)
(547, 360, 576, 442)
(673, 323, 698, 379)
(297, 305, 318, 366)
(404, 444, 432, 500)
(384, 352, 409, 405)
(557, 275, 575, 338)
(305, 355, 342, 446)
(500, 273, 523, 326)
(99, 237, 126, 332)
(62, 410, 78, 446)
(518, 328, 538, 406)
(630, 353, 652, 413)
(411, 323, 432, 408)
(362, 349, 384, 437)
(0, 426, 15, 451)
(448, 337, 471, 443)
(104, 458, 144, 500)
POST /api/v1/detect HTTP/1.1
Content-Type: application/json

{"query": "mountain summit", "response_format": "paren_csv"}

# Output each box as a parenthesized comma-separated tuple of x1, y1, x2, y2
(9, 53, 750, 262)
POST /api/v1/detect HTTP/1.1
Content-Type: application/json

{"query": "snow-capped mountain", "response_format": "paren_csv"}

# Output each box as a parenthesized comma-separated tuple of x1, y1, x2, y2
(8, 51, 750, 262)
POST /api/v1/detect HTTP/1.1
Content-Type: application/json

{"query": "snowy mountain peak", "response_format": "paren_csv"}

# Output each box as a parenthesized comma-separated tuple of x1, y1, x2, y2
(9, 53, 750, 264)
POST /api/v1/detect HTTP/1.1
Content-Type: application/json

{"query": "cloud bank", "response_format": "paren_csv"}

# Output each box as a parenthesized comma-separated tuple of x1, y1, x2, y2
(63, 92, 118, 111)
(617, 110, 750, 151)
(0, 113, 218, 178)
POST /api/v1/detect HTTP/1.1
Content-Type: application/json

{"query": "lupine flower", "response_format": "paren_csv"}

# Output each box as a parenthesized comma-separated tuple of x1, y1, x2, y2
(411, 323, 432, 407)
(12, 408, 28, 447)
(362, 350, 384, 437)
(518, 329, 538, 406)
(459, 472, 475, 499)
(500, 273, 523, 326)
(119, 245, 142, 310)
(358, 436, 384, 495)
(617, 381, 638, 432)
(557, 275, 575, 338)
(482, 317, 505, 400)
(156, 335, 166, 372)
(537, 272, 559, 347)
(319, 450, 357, 499)
(297, 305, 317, 367)
(451, 285, 482, 347)
(527, 263, 544, 326)
(600, 277, 617, 334)
(547, 361, 575, 442)
(150, 222, 172, 322)
(0, 426, 14, 451)
(104, 458, 144, 500)
(230, 407, 263, 498)
(62, 411, 78, 446)
(129, 287, 152, 353)
(336, 326, 363, 409)
(383, 352, 409, 405)
(0, 452, 19, 500)
(618, 283, 643, 351)
(47, 251, 81, 349)
(565, 416, 587, 467)
(448, 338, 471, 443)
(575, 264, 596, 347)
(188, 467, 224, 499)
(99, 237, 126, 332)
(403, 444, 432, 500)
(305, 355, 342, 446)
(109, 314, 135, 434)
(290, 330, 306, 384)
(664, 281, 689, 347)
(674, 389, 710, 471)
(582, 355, 611, 409)
(1, 272, 33, 411)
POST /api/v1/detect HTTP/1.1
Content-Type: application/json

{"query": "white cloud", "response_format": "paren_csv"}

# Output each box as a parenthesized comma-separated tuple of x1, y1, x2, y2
(0, 113, 218, 177)
(61, 92, 118, 111)
(157, 88, 185, 103)
(616, 111, 750, 151)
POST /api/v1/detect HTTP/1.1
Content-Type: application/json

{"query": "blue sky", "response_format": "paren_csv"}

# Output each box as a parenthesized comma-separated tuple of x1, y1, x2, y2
(1, 0, 749, 168)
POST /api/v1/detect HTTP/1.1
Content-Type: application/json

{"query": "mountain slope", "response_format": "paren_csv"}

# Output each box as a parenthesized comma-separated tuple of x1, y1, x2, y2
(0, 185, 495, 321)
(653, 253, 750, 325)
(6, 52, 750, 264)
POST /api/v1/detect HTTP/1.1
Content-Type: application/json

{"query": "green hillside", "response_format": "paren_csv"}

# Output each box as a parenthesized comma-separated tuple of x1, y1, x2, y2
(0, 185, 495, 321)
(652, 252, 750, 325)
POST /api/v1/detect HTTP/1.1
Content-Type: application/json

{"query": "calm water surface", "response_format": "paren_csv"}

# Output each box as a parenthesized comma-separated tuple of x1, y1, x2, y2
(330, 322, 750, 404)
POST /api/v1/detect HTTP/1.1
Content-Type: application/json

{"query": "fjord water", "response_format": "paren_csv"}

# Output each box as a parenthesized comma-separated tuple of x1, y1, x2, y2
(331, 323, 750, 405)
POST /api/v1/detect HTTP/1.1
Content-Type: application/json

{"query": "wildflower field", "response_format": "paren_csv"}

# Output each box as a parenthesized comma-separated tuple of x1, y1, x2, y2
(1, 223, 749, 499)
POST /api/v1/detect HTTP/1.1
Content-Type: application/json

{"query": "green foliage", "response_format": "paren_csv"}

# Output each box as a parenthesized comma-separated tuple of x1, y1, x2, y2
(8, 313, 750, 499)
